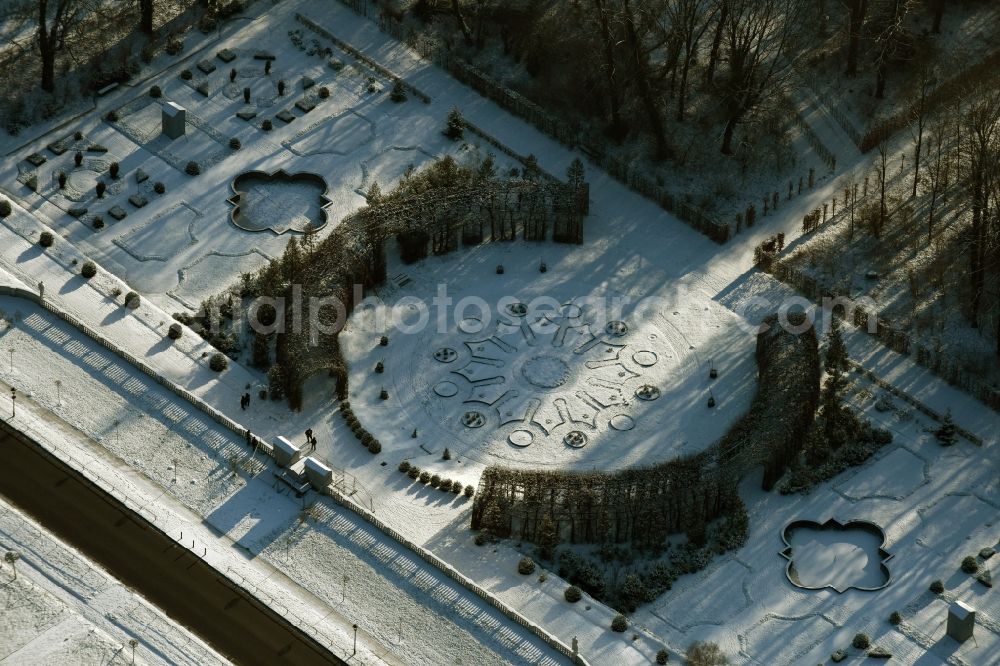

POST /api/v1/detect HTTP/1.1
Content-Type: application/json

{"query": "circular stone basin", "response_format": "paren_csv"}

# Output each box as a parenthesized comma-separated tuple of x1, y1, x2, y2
(505, 302, 528, 317)
(632, 350, 658, 367)
(563, 431, 587, 448)
(521, 355, 570, 388)
(508, 430, 534, 448)
(229, 170, 330, 234)
(610, 414, 635, 431)
(605, 320, 628, 336)
(434, 381, 458, 397)
(458, 317, 485, 334)
(635, 384, 661, 401)
(433, 347, 458, 363)
(461, 411, 486, 428)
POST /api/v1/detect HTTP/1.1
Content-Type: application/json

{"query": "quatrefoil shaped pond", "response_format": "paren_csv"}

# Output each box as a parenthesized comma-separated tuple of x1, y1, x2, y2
(780, 518, 893, 594)
(229, 169, 332, 234)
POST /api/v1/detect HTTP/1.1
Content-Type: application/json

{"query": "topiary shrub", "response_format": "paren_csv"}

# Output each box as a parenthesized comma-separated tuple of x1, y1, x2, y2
(390, 80, 407, 102)
(39, 231, 54, 247)
(474, 533, 487, 546)
(419, 471, 430, 484)
(398, 460, 411, 473)
(229, 137, 241, 150)
(74, 151, 83, 166)
(81, 261, 97, 278)
(209, 352, 228, 372)
(92, 216, 104, 230)
(150, 85, 162, 98)
(96, 181, 106, 198)
(124, 291, 140, 309)
(407, 466, 420, 479)
(611, 614, 628, 632)
(852, 633, 870, 650)
(0, 199, 11, 217)
(368, 439, 381, 454)
(564, 585, 581, 603)
(277, 80, 285, 95)
(261, 119, 273, 131)
(889, 611, 902, 625)
(961, 555, 979, 574)
(167, 323, 183, 340)
(379, 335, 388, 346)
(165, 37, 183, 55)
(109, 162, 120, 178)
(185, 161, 200, 176)
(442, 448, 451, 460)
(867, 646, 892, 659)
(153, 181, 166, 194)
(374, 360, 384, 373)
(656, 648, 669, 664)
(318, 86, 330, 98)
(430, 474, 441, 488)
(180, 69, 193, 80)
(464, 485, 474, 498)
(58, 172, 66, 188)
(518, 557, 535, 575)
(930, 580, 944, 594)
(439, 479, 452, 492)
(105, 109, 119, 121)
(451, 482, 462, 494)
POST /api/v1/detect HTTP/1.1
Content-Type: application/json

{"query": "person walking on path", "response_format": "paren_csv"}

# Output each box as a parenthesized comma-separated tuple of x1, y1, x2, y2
(305, 428, 313, 443)
(310, 436, 317, 453)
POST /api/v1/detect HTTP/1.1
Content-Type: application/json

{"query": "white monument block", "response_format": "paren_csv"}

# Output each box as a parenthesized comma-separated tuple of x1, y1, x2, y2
(161, 102, 186, 139)
(303, 456, 333, 489)
(271, 435, 306, 468)
(947, 600, 976, 642)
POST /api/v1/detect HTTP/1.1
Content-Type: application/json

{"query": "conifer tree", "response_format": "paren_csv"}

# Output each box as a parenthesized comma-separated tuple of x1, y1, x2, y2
(566, 157, 585, 185)
(935, 409, 958, 446)
(365, 181, 382, 205)
(821, 316, 849, 446)
(476, 154, 496, 182)
(444, 107, 464, 140)
(536, 514, 558, 560)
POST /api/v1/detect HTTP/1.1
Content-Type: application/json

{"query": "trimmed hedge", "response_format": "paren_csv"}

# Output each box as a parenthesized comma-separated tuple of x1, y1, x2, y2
(81, 261, 97, 278)
(209, 353, 228, 372)
(40, 231, 54, 247)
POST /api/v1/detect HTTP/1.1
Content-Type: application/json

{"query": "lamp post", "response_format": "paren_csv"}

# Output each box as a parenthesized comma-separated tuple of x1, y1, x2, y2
(8, 348, 12, 373)
(10, 387, 15, 418)
(55, 379, 62, 405)
(352, 624, 358, 656)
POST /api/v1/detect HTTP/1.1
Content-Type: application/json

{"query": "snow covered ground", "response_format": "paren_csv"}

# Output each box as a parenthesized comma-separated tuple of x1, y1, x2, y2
(0, 495, 230, 666)
(0, 0, 997, 664)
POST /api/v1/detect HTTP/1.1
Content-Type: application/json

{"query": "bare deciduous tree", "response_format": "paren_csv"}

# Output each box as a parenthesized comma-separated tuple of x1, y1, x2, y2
(36, 0, 81, 93)
(717, 0, 800, 155)
(666, 0, 717, 121)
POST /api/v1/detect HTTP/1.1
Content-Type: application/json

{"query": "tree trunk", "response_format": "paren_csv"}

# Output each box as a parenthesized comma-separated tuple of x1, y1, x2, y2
(677, 52, 692, 121)
(931, 0, 945, 33)
(450, 0, 474, 46)
(721, 115, 738, 155)
(846, 0, 867, 77)
(140, 0, 154, 34)
(592, 0, 623, 136)
(622, 0, 668, 158)
(875, 61, 886, 98)
(40, 44, 56, 92)
(704, 1, 726, 86)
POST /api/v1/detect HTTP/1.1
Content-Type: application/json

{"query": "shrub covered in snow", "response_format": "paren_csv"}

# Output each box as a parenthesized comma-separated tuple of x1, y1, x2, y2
(656, 648, 669, 664)
(154, 181, 166, 194)
(150, 85, 162, 97)
(464, 485, 474, 497)
(930, 579, 944, 593)
(0, 199, 11, 217)
(564, 585, 581, 603)
(610, 614, 627, 632)
(398, 460, 410, 473)
(39, 231, 54, 247)
(209, 352, 228, 372)
(407, 466, 420, 479)
(517, 557, 535, 575)
(81, 261, 97, 278)
(124, 291, 140, 309)
(852, 633, 870, 650)
(167, 323, 183, 340)
(961, 555, 979, 574)
(185, 161, 201, 176)
(419, 471, 430, 484)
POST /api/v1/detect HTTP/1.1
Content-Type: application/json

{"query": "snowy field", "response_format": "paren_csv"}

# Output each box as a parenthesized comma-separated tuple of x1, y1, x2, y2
(0, 496, 229, 666)
(0, 0, 997, 664)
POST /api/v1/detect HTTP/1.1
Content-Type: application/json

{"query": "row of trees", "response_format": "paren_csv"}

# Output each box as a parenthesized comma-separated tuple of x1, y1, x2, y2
(419, 0, 954, 159)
